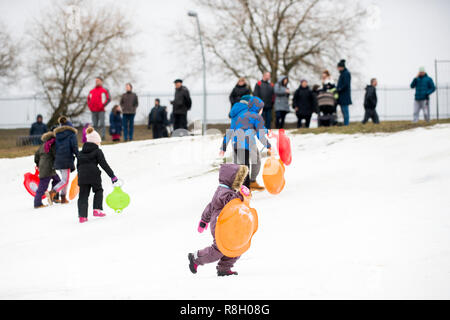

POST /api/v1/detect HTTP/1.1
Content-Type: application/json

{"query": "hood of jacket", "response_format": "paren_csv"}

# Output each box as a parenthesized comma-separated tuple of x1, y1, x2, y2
(278, 76, 288, 86)
(218, 164, 249, 191)
(54, 125, 77, 135)
(229, 101, 249, 119)
(248, 96, 264, 113)
(81, 142, 99, 154)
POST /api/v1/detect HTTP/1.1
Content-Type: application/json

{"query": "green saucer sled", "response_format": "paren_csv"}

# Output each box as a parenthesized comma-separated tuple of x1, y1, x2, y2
(106, 180, 130, 213)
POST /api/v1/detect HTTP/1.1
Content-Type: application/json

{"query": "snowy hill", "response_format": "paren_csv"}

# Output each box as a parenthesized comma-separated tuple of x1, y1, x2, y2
(1, 125, 450, 299)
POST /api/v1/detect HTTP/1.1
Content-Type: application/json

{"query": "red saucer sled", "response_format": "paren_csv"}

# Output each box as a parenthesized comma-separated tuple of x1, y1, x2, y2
(277, 129, 292, 166)
(24, 167, 46, 199)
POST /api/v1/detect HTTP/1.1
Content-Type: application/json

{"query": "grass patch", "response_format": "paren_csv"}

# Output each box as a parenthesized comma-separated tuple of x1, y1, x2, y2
(291, 119, 450, 135)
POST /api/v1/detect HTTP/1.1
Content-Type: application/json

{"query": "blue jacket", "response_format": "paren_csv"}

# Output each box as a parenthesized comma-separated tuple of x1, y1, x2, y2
(54, 124, 79, 171)
(337, 68, 352, 106)
(222, 97, 271, 151)
(410, 74, 435, 101)
(109, 111, 122, 135)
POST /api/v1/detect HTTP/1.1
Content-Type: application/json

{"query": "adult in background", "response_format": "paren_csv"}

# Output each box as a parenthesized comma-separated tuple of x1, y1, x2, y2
(87, 77, 111, 140)
(171, 79, 192, 131)
(120, 83, 139, 141)
(253, 72, 275, 129)
(410, 67, 435, 123)
(149, 98, 169, 139)
(274, 76, 290, 129)
(29, 114, 48, 145)
(293, 80, 317, 129)
(336, 60, 352, 126)
(229, 77, 251, 109)
(362, 78, 380, 124)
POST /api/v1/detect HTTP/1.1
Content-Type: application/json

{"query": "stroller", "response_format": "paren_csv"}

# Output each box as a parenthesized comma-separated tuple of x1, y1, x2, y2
(317, 90, 337, 127)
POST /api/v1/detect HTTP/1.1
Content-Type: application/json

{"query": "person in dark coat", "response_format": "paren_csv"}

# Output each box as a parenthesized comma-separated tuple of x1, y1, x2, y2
(336, 59, 352, 126)
(29, 115, 48, 145)
(47, 116, 78, 205)
(253, 72, 275, 129)
(120, 83, 139, 141)
(229, 77, 251, 109)
(109, 105, 123, 142)
(362, 78, 380, 124)
(171, 79, 192, 131)
(411, 67, 436, 123)
(33, 132, 61, 208)
(149, 99, 169, 139)
(188, 164, 248, 277)
(77, 127, 118, 223)
(293, 80, 317, 128)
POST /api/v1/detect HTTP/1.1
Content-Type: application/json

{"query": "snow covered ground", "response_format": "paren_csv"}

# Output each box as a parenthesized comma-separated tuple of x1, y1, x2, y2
(1, 125, 450, 299)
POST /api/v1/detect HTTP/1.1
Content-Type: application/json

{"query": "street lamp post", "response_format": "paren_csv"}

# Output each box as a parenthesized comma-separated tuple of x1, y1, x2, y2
(188, 11, 207, 135)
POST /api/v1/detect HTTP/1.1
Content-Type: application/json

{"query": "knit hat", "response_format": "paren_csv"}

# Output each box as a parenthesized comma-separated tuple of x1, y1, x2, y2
(86, 127, 102, 145)
(337, 59, 346, 68)
(419, 66, 426, 72)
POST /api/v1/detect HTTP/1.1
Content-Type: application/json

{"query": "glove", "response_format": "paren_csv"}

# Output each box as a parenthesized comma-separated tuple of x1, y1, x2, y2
(198, 220, 208, 233)
(240, 185, 250, 197)
(111, 176, 118, 184)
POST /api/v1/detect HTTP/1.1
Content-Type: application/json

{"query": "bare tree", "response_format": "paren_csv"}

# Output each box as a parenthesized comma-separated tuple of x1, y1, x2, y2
(0, 22, 20, 81)
(178, 0, 367, 84)
(28, 0, 138, 126)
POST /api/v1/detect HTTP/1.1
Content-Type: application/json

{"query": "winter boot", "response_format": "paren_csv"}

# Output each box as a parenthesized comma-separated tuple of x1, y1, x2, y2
(217, 269, 238, 277)
(60, 195, 69, 204)
(93, 209, 106, 217)
(250, 181, 265, 191)
(34, 204, 48, 209)
(53, 193, 61, 204)
(188, 253, 198, 274)
(79, 217, 88, 223)
(45, 190, 56, 206)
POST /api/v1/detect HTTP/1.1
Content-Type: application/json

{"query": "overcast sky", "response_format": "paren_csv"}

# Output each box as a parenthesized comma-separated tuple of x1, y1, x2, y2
(0, 0, 449, 96)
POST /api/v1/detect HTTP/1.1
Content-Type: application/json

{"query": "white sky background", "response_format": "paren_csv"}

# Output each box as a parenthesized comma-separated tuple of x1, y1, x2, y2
(0, 0, 449, 96)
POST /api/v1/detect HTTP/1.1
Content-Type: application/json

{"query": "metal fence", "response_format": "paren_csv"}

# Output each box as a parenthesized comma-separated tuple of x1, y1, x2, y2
(1, 86, 449, 129)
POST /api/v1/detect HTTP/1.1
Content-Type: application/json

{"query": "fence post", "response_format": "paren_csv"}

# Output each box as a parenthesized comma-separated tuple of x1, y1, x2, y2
(435, 59, 439, 121)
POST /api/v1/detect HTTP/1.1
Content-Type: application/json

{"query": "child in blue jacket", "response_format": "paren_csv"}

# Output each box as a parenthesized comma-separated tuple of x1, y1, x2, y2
(221, 96, 271, 188)
(109, 105, 123, 142)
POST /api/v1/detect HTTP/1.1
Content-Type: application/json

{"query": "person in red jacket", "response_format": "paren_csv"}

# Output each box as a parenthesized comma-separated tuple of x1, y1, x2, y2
(87, 77, 111, 140)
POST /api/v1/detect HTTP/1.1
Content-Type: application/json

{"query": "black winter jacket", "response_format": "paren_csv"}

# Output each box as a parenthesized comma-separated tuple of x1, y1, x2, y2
(229, 84, 251, 107)
(253, 80, 274, 110)
(172, 86, 192, 115)
(293, 86, 318, 116)
(364, 85, 377, 110)
(77, 143, 115, 186)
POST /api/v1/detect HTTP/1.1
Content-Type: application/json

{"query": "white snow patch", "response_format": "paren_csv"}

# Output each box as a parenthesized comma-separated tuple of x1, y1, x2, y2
(0, 125, 449, 299)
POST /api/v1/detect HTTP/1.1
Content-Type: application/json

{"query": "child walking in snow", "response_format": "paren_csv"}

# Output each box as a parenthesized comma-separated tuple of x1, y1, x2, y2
(47, 116, 78, 205)
(33, 132, 61, 208)
(221, 96, 271, 190)
(77, 127, 118, 223)
(188, 164, 248, 277)
(109, 105, 123, 142)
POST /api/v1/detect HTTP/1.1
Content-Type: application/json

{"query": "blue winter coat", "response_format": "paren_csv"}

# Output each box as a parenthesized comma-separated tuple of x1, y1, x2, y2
(410, 74, 435, 101)
(109, 111, 123, 136)
(337, 68, 352, 106)
(54, 124, 79, 171)
(222, 97, 271, 151)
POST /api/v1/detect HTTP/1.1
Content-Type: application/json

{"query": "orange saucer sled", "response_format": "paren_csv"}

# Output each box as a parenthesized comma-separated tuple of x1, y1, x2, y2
(68, 174, 79, 200)
(262, 156, 286, 195)
(215, 198, 258, 258)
